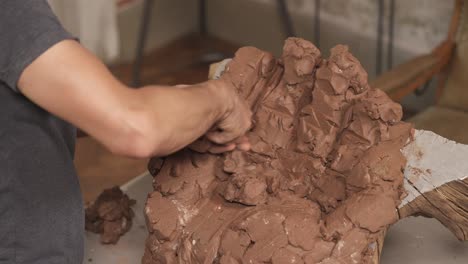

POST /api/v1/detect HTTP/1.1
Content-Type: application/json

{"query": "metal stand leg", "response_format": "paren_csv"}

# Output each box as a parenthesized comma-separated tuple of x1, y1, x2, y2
(277, 0, 295, 38)
(199, 0, 207, 36)
(387, 0, 395, 70)
(132, 0, 154, 88)
(314, 0, 321, 48)
(196, 0, 227, 63)
(376, 0, 385, 76)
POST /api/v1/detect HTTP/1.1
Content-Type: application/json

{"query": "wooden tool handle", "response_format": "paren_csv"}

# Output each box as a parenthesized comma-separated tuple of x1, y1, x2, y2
(399, 178, 468, 240)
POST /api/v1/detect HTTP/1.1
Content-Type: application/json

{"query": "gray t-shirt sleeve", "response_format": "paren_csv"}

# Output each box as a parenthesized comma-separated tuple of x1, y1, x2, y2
(0, 0, 74, 92)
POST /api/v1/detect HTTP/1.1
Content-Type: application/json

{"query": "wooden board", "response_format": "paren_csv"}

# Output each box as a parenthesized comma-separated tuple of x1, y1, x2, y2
(401, 129, 468, 207)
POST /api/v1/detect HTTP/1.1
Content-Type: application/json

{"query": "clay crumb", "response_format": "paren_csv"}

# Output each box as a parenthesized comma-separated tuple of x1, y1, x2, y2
(85, 186, 136, 244)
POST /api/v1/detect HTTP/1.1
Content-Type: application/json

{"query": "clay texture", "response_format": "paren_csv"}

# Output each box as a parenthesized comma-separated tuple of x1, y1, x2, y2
(85, 186, 136, 244)
(143, 38, 412, 264)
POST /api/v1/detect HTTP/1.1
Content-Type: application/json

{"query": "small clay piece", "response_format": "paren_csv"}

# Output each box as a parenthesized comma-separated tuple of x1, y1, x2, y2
(85, 186, 136, 244)
(144, 38, 412, 263)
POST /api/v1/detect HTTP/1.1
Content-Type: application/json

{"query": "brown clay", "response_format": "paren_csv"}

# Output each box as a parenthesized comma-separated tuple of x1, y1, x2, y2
(85, 186, 136, 244)
(143, 38, 412, 264)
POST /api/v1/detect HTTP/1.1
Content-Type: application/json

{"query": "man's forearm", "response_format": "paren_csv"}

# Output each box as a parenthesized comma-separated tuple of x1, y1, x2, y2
(124, 81, 226, 157)
(22, 73, 226, 158)
(18, 40, 235, 158)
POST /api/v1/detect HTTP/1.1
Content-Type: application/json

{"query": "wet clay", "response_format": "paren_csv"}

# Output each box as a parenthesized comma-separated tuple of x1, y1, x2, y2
(143, 38, 412, 264)
(85, 186, 136, 244)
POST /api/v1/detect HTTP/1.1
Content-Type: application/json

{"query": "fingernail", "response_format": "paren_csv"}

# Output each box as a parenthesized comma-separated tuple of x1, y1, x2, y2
(237, 142, 251, 151)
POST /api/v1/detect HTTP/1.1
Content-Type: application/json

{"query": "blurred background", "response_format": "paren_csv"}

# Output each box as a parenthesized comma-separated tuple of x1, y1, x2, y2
(47, 0, 458, 203)
(48, 0, 453, 117)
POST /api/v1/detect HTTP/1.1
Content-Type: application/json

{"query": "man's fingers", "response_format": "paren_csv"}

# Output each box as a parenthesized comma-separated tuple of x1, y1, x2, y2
(236, 141, 251, 151)
(234, 136, 249, 144)
(208, 143, 236, 154)
(232, 136, 251, 151)
(188, 138, 211, 153)
(206, 130, 238, 145)
(189, 135, 250, 154)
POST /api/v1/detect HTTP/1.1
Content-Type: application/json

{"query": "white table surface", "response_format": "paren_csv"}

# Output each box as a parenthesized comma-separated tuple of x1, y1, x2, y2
(84, 172, 468, 264)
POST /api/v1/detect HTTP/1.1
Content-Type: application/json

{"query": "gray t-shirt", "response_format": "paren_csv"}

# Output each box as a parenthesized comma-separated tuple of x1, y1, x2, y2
(0, 1, 83, 263)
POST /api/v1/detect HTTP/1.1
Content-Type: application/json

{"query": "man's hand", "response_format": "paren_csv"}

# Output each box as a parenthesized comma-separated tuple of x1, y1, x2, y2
(176, 81, 253, 154)
(190, 80, 252, 154)
(206, 80, 252, 145)
(17, 40, 252, 158)
(189, 135, 251, 154)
